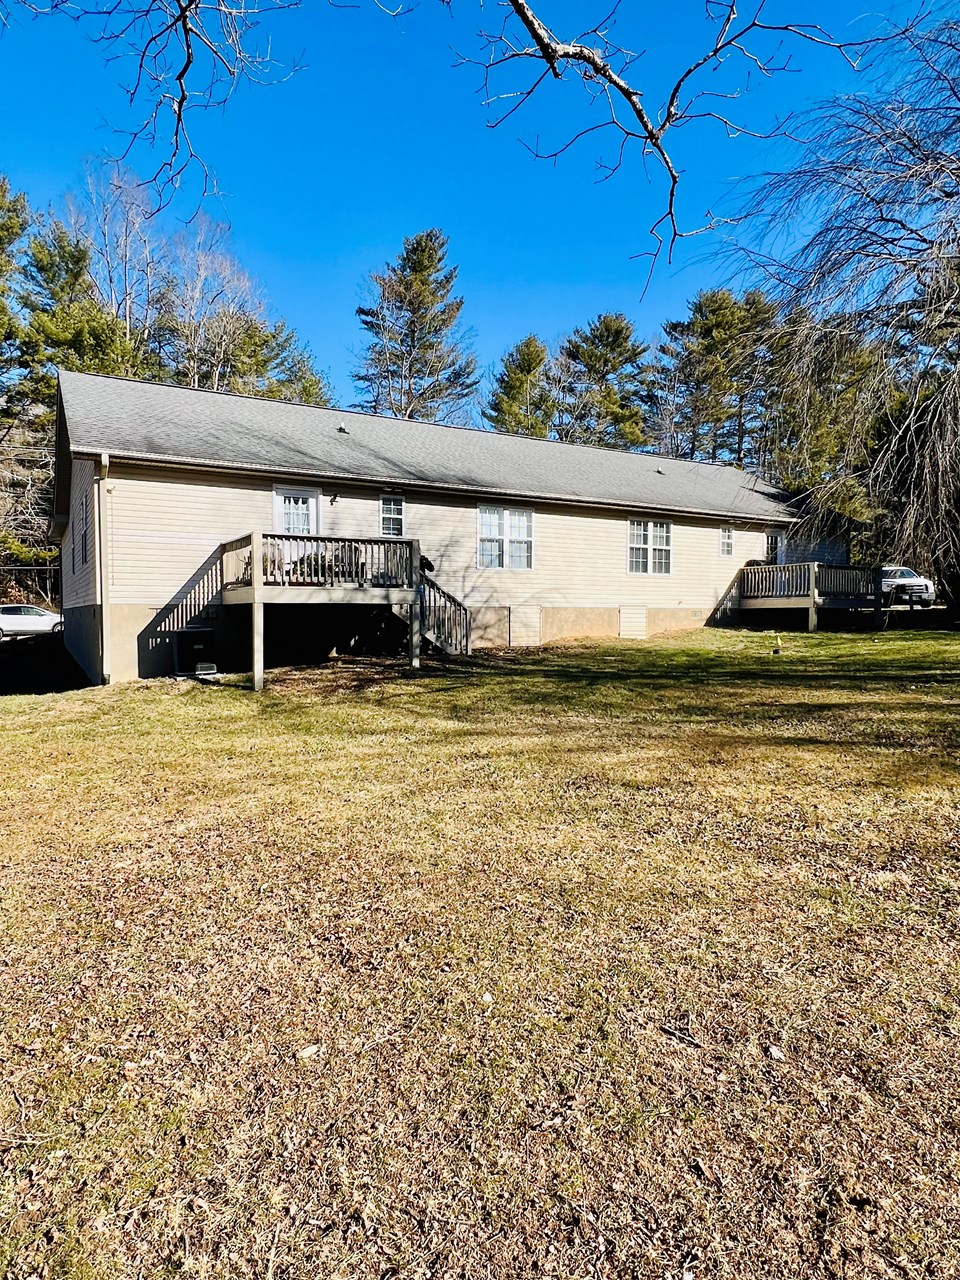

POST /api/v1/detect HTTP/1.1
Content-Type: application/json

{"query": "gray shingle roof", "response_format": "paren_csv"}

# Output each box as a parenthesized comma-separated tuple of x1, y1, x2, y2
(58, 371, 793, 524)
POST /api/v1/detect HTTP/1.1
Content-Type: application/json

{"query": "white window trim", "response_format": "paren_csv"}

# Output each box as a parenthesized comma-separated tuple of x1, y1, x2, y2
(380, 493, 405, 538)
(719, 526, 735, 557)
(627, 518, 673, 576)
(273, 486, 321, 536)
(476, 504, 535, 571)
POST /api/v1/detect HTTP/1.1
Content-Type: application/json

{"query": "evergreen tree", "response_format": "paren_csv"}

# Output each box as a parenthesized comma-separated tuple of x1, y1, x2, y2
(483, 335, 555, 436)
(556, 312, 649, 448)
(657, 289, 777, 467)
(0, 178, 28, 391)
(13, 220, 143, 419)
(354, 229, 478, 421)
(486, 314, 650, 449)
(0, 179, 333, 541)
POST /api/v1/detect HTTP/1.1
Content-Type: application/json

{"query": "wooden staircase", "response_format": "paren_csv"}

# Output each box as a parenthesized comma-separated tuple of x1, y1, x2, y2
(393, 571, 472, 657)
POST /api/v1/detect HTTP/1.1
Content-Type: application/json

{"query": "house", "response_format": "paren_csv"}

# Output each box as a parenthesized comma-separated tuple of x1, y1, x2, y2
(51, 371, 795, 686)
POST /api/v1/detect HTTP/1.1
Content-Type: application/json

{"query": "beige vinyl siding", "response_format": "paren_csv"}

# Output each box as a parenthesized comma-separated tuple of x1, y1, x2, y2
(61, 457, 97, 609)
(328, 489, 767, 614)
(102, 463, 775, 617)
(107, 466, 274, 607)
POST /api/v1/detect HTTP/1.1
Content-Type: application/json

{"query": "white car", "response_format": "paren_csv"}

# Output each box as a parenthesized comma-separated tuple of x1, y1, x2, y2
(0, 604, 64, 638)
(881, 566, 936, 606)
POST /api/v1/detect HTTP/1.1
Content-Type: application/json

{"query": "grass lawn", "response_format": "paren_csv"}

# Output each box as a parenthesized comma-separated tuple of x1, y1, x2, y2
(1, 628, 959, 1279)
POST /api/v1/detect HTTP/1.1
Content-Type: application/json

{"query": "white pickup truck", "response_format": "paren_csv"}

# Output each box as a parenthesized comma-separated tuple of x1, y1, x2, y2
(881, 566, 936, 606)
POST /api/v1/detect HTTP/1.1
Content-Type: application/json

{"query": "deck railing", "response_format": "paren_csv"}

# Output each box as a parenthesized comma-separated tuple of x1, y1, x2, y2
(817, 565, 879, 598)
(222, 535, 254, 588)
(421, 573, 471, 655)
(221, 534, 418, 590)
(740, 562, 813, 599)
(261, 534, 417, 588)
(739, 561, 883, 602)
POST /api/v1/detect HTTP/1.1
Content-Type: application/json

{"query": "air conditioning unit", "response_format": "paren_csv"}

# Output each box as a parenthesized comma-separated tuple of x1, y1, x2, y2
(174, 627, 217, 676)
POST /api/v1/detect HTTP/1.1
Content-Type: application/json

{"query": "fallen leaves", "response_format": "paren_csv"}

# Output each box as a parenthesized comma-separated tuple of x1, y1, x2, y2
(0, 631, 958, 1278)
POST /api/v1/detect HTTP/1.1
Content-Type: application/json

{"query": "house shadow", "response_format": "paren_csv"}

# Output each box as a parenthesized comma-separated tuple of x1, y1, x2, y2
(136, 550, 416, 679)
(0, 635, 90, 696)
(137, 551, 224, 678)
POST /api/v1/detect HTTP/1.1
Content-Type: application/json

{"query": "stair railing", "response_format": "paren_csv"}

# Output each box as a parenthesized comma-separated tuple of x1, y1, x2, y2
(420, 573, 471, 655)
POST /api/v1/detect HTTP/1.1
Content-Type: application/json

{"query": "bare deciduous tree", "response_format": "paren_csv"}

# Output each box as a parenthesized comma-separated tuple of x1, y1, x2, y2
(69, 166, 167, 362)
(161, 216, 257, 388)
(2, 1, 914, 243)
(1, 0, 302, 204)
(471, 1, 904, 267)
(743, 19, 960, 607)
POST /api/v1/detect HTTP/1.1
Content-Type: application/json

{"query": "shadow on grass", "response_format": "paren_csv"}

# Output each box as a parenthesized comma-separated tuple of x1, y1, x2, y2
(229, 631, 960, 760)
(0, 635, 90, 697)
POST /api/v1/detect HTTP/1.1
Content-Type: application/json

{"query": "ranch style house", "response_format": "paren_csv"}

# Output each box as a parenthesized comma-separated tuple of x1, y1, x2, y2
(52, 371, 796, 687)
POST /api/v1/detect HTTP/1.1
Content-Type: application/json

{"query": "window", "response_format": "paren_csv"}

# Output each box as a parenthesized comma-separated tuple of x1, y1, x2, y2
(78, 492, 89, 566)
(478, 505, 533, 569)
(274, 487, 319, 536)
(380, 494, 404, 537)
(628, 520, 672, 574)
(720, 527, 734, 557)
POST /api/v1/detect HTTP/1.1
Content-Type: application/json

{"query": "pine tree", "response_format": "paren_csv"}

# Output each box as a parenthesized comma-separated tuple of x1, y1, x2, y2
(0, 187, 333, 540)
(5, 220, 142, 538)
(657, 289, 777, 467)
(556, 312, 649, 448)
(14, 220, 142, 418)
(0, 177, 28, 391)
(354, 228, 478, 421)
(483, 335, 555, 436)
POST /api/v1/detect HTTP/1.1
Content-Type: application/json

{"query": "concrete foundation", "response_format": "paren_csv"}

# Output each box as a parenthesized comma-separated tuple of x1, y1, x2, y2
(63, 604, 102, 684)
(470, 606, 510, 648)
(541, 607, 620, 643)
(645, 607, 707, 636)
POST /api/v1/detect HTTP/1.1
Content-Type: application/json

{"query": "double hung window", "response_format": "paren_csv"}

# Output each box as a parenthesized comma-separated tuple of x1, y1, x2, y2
(628, 520, 672, 574)
(478, 505, 533, 569)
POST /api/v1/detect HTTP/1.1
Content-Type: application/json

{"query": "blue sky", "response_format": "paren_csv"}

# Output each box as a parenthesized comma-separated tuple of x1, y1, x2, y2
(0, 1, 912, 406)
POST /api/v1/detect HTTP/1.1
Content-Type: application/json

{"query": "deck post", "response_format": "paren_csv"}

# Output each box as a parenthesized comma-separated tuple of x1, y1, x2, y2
(408, 603, 421, 669)
(873, 566, 884, 629)
(250, 532, 265, 690)
(807, 562, 819, 632)
(409, 538, 422, 669)
(250, 531, 263, 591)
(252, 600, 265, 691)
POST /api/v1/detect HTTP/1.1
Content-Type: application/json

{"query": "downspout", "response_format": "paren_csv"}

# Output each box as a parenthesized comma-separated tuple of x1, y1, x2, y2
(96, 452, 112, 684)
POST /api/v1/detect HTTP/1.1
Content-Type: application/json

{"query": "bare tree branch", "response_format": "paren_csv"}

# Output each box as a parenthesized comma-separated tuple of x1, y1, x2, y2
(740, 19, 960, 605)
(461, 1, 925, 273)
(0, 0, 303, 208)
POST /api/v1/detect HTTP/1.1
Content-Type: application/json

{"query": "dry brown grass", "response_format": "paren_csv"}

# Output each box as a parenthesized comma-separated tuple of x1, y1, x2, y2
(1, 628, 959, 1279)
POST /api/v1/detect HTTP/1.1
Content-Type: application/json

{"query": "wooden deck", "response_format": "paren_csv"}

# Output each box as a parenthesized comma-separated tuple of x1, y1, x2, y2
(219, 533, 471, 687)
(739, 563, 884, 630)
